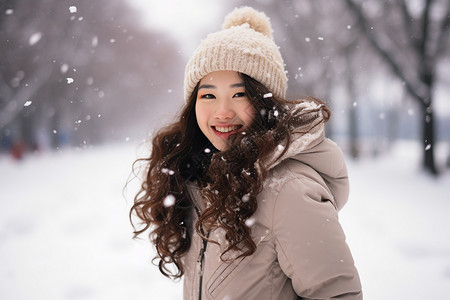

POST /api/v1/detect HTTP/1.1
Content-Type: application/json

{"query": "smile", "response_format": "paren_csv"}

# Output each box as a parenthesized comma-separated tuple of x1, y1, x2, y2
(213, 125, 242, 133)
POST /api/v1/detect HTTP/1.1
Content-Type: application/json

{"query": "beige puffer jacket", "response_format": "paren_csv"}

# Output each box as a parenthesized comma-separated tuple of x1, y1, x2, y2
(182, 122, 362, 299)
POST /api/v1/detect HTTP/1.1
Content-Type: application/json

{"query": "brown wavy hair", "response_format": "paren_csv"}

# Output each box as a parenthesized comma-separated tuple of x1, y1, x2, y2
(130, 73, 330, 279)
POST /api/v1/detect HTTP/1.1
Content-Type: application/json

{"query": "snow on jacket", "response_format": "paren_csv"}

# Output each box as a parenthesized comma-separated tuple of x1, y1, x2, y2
(182, 110, 362, 299)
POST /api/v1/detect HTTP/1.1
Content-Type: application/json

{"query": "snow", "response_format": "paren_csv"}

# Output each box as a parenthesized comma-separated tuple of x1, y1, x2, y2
(61, 64, 69, 74)
(163, 195, 176, 208)
(0, 144, 182, 300)
(69, 6, 77, 14)
(28, 32, 42, 46)
(244, 218, 255, 227)
(1, 141, 449, 299)
(340, 141, 450, 299)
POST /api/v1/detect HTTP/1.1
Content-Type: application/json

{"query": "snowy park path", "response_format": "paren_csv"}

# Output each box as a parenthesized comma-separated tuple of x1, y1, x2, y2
(1, 142, 449, 300)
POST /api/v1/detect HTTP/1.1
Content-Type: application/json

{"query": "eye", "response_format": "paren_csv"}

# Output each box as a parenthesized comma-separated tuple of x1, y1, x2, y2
(233, 92, 246, 98)
(200, 93, 215, 99)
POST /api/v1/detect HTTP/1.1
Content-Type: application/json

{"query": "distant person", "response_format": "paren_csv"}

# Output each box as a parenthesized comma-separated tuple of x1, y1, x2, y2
(10, 140, 26, 160)
(130, 6, 362, 299)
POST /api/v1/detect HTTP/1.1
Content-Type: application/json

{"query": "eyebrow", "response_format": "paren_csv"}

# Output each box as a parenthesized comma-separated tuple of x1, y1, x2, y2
(198, 83, 245, 90)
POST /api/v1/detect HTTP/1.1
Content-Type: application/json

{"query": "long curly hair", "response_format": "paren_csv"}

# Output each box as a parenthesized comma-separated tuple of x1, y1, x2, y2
(130, 73, 330, 279)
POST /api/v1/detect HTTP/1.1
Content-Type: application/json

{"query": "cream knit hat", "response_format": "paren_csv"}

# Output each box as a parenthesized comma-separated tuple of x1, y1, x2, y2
(183, 6, 287, 102)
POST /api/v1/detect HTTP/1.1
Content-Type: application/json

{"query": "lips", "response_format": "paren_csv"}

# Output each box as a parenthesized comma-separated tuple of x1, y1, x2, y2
(212, 125, 243, 138)
(213, 125, 242, 133)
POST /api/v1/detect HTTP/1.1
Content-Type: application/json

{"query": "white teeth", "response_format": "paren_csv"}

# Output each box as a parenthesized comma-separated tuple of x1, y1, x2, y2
(215, 125, 240, 133)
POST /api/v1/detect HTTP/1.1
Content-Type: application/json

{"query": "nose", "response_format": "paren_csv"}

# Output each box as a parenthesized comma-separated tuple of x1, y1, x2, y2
(214, 99, 235, 120)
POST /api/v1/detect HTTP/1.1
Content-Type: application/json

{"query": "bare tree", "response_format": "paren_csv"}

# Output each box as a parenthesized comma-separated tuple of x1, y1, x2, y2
(227, 0, 379, 155)
(343, 0, 450, 175)
(0, 0, 184, 153)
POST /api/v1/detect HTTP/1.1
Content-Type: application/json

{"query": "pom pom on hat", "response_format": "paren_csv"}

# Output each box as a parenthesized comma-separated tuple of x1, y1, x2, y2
(183, 6, 287, 102)
(222, 6, 273, 39)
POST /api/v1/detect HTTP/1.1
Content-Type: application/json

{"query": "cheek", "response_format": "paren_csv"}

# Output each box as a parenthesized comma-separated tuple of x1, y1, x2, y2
(240, 103, 256, 124)
(195, 102, 209, 128)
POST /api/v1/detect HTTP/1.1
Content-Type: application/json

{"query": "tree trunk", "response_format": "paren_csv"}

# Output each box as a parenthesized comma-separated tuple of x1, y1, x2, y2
(342, 0, 447, 175)
(345, 46, 359, 159)
(422, 101, 438, 175)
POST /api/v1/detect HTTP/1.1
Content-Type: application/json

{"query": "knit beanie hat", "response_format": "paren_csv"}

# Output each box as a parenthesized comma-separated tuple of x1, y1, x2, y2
(183, 6, 287, 102)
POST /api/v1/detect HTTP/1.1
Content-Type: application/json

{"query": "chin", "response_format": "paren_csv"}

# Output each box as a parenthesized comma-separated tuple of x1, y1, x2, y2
(212, 141, 226, 152)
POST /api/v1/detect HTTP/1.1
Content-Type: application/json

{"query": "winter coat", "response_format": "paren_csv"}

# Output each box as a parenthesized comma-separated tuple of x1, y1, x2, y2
(182, 116, 362, 299)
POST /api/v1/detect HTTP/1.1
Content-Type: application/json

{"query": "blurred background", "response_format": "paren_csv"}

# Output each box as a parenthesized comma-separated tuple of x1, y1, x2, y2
(1, 0, 449, 299)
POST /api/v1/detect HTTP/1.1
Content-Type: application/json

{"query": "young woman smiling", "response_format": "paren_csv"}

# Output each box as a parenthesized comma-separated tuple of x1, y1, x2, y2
(130, 6, 362, 300)
(195, 70, 256, 151)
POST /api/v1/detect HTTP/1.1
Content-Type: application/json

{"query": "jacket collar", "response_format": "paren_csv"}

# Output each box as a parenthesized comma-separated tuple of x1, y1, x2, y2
(265, 100, 326, 170)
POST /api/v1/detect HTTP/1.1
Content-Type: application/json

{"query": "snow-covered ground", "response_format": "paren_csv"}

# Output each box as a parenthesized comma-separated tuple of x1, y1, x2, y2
(1, 141, 449, 300)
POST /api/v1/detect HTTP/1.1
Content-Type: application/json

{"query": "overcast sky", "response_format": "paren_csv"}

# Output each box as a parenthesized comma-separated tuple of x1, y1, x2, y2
(127, 0, 226, 56)
(126, 0, 450, 116)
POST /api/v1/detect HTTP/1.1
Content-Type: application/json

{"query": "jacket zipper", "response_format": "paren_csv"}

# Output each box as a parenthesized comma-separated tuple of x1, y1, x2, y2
(190, 186, 209, 300)
(193, 203, 209, 300)
(197, 235, 208, 300)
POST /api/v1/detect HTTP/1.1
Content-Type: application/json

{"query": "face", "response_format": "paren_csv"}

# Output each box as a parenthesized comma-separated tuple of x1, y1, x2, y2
(195, 71, 256, 151)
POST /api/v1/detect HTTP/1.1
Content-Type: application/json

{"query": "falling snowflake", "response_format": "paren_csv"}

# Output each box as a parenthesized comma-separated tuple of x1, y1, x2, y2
(60, 64, 69, 74)
(92, 36, 98, 47)
(263, 93, 272, 98)
(161, 168, 175, 175)
(24, 101, 32, 107)
(425, 144, 431, 151)
(29, 32, 42, 46)
(69, 6, 77, 13)
(242, 194, 250, 202)
(163, 195, 176, 207)
(245, 218, 255, 227)
(204, 148, 211, 153)
(66, 78, 74, 84)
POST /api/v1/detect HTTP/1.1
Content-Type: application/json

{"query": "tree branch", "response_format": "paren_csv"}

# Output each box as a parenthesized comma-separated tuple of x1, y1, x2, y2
(397, 0, 421, 51)
(434, 0, 450, 58)
(344, 0, 427, 104)
(0, 65, 53, 130)
(0, 72, 14, 104)
(419, 0, 434, 60)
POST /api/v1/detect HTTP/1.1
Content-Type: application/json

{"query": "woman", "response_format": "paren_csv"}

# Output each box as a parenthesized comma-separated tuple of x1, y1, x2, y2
(130, 6, 362, 299)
